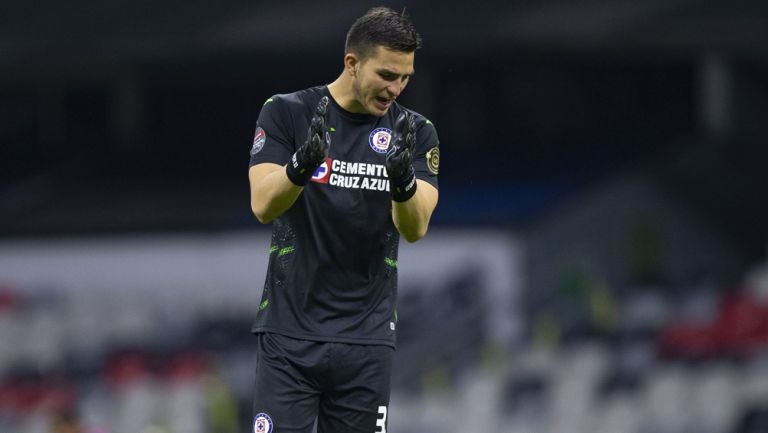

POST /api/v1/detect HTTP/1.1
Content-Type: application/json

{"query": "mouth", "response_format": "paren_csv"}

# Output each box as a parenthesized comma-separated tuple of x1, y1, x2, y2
(374, 96, 393, 109)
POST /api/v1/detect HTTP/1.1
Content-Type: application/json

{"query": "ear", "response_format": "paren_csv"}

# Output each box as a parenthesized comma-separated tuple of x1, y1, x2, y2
(344, 53, 360, 77)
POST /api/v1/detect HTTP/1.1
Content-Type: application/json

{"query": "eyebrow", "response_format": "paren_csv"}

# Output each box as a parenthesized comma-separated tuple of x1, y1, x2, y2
(377, 68, 415, 78)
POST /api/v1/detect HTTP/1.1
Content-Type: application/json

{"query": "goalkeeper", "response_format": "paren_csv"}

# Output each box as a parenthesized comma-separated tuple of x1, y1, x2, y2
(247, 6, 439, 433)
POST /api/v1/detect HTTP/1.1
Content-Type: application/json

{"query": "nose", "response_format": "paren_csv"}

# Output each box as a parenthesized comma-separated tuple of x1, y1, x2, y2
(386, 82, 402, 98)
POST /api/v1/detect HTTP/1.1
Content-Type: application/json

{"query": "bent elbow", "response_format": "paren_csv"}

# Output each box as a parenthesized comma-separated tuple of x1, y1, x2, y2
(401, 226, 428, 243)
(251, 203, 274, 225)
(402, 234, 420, 243)
(255, 213, 274, 225)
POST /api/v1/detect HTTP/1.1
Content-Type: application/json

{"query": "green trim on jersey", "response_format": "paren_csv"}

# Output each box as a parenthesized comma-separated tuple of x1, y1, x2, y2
(269, 245, 295, 256)
(384, 258, 398, 268)
(264, 98, 274, 105)
(260, 299, 270, 310)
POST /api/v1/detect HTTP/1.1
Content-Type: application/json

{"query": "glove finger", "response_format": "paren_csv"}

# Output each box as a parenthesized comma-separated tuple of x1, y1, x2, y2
(386, 141, 403, 160)
(400, 149, 411, 166)
(316, 96, 329, 117)
(394, 111, 408, 139)
(311, 114, 325, 134)
(407, 113, 416, 134)
(392, 148, 408, 167)
(311, 132, 321, 152)
(310, 133, 327, 161)
(406, 114, 417, 150)
(308, 97, 329, 142)
(405, 131, 416, 154)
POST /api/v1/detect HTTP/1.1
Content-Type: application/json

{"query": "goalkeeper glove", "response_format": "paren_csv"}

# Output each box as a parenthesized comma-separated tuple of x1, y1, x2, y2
(386, 111, 417, 202)
(286, 96, 330, 186)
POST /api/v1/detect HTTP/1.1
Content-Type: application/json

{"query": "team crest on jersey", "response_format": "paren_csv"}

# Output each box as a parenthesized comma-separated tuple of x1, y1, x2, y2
(369, 128, 392, 154)
(251, 127, 266, 155)
(253, 413, 273, 433)
(311, 158, 332, 184)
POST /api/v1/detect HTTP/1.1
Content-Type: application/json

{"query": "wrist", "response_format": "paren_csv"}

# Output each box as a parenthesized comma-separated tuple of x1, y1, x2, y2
(390, 167, 417, 202)
(285, 150, 319, 186)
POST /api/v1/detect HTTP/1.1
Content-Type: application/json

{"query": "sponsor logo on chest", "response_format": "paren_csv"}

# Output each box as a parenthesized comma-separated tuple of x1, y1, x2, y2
(311, 158, 391, 191)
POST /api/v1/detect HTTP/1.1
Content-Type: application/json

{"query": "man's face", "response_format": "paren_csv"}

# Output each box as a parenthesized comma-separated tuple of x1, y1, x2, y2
(351, 46, 415, 116)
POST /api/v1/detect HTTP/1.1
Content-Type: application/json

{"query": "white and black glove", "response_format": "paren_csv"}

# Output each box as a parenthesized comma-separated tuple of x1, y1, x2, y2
(386, 111, 417, 202)
(286, 96, 330, 186)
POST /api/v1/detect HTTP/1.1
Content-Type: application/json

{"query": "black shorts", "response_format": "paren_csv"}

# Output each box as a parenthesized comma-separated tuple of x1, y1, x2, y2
(252, 332, 394, 433)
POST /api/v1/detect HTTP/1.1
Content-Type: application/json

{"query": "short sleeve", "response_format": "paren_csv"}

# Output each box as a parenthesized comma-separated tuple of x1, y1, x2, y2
(412, 117, 440, 190)
(249, 96, 296, 167)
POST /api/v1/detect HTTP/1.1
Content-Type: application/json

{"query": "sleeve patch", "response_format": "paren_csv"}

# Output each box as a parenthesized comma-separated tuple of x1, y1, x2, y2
(426, 146, 440, 175)
(251, 127, 267, 155)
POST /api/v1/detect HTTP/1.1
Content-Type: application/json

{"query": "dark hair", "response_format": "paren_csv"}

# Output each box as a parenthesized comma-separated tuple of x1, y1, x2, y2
(345, 7, 422, 59)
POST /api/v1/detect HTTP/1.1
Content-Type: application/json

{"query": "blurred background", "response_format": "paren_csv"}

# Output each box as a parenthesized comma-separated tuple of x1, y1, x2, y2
(2, 0, 768, 432)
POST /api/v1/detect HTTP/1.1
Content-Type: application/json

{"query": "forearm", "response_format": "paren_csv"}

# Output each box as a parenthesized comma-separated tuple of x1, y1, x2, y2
(249, 163, 303, 224)
(392, 180, 438, 242)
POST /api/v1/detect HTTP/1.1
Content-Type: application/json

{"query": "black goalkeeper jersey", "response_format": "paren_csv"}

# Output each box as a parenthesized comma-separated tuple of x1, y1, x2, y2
(248, 85, 439, 347)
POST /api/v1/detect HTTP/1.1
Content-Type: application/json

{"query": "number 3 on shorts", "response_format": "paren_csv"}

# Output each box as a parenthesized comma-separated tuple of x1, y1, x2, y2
(376, 406, 387, 433)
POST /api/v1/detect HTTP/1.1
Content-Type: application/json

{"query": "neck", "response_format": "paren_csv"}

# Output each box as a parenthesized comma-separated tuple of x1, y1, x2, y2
(327, 73, 366, 114)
